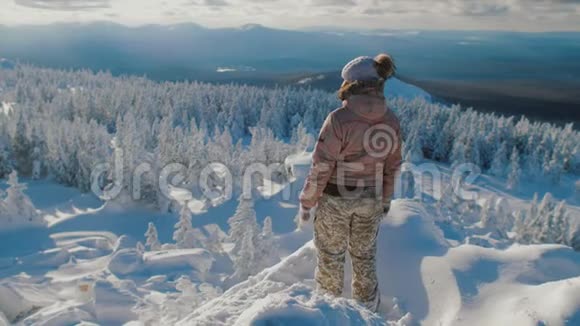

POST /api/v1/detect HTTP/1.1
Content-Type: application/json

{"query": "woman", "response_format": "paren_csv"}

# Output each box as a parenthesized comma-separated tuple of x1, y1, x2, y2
(299, 54, 402, 312)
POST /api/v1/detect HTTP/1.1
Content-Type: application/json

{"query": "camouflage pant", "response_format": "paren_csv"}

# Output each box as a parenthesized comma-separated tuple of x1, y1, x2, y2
(313, 193, 383, 310)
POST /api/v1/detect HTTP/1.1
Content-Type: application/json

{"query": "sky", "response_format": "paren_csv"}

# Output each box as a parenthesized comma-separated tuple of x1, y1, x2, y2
(1, 0, 580, 31)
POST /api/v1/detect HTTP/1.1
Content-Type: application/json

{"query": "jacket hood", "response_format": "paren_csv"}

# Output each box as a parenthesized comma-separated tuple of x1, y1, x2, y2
(343, 94, 387, 121)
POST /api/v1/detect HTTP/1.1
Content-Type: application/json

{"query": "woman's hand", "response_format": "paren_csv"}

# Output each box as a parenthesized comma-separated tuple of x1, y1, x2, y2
(299, 205, 312, 222)
(383, 202, 390, 214)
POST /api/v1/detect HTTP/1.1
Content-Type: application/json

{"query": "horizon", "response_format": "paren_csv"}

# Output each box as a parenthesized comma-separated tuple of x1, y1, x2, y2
(3, 20, 580, 34)
(1, 0, 580, 32)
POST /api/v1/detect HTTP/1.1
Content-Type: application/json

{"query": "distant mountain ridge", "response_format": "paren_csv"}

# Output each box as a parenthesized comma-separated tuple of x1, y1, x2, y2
(3, 22, 579, 80)
(288, 71, 431, 101)
(1, 22, 579, 123)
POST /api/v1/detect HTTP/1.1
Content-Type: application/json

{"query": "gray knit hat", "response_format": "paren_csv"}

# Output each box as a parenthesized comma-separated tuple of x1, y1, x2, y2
(341, 56, 381, 82)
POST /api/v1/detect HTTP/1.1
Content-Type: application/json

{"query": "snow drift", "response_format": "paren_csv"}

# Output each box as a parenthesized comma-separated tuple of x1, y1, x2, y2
(178, 200, 580, 326)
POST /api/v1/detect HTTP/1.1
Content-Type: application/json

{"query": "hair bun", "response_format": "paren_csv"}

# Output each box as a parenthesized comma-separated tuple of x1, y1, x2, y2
(374, 53, 396, 79)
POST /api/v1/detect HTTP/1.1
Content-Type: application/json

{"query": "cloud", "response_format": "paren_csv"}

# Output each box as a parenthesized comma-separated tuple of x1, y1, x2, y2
(533, 0, 580, 3)
(361, 1, 433, 15)
(4, 0, 580, 30)
(203, 0, 228, 6)
(310, 0, 356, 7)
(14, 0, 110, 10)
(360, 0, 512, 17)
(184, 0, 229, 7)
(455, 3, 510, 16)
(363, 8, 431, 15)
(515, 0, 580, 13)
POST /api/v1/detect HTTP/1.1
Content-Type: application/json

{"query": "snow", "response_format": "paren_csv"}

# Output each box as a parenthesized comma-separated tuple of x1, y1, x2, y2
(143, 249, 214, 278)
(384, 78, 431, 101)
(0, 312, 8, 326)
(297, 75, 325, 85)
(0, 155, 578, 325)
(0, 102, 13, 115)
(292, 76, 431, 101)
(179, 200, 580, 326)
(216, 66, 256, 73)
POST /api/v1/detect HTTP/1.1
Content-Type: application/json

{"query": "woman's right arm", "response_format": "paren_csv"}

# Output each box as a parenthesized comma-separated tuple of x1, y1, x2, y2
(299, 113, 343, 210)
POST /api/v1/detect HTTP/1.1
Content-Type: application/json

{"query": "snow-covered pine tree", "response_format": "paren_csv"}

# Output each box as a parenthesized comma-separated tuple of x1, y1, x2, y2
(544, 153, 563, 185)
(12, 114, 33, 176)
(450, 139, 467, 166)
(436, 182, 464, 223)
(528, 193, 539, 222)
(526, 150, 542, 181)
(478, 196, 507, 239)
(479, 197, 495, 228)
(289, 113, 303, 135)
(233, 229, 257, 280)
(432, 110, 457, 162)
(257, 216, 279, 269)
(31, 146, 42, 180)
(537, 200, 569, 244)
(506, 147, 521, 190)
(3, 171, 42, 227)
(403, 128, 424, 164)
(512, 209, 526, 239)
(290, 121, 312, 153)
(489, 141, 508, 177)
(174, 204, 194, 249)
(136, 241, 146, 254)
(571, 229, 580, 251)
(0, 144, 11, 178)
(524, 193, 555, 243)
(205, 227, 225, 254)
(227, 197, 260, 254)
(145, 222, 162, 251)
(494, 197, 513, 235)
(227, 197, 261, 278)
(465, 136, 482, 168)
(515, 193, 572, 246)
(537, 193, 554, 217)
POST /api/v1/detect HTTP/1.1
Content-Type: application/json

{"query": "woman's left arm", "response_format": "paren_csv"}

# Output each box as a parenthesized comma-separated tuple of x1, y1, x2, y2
(299, 113, 342, 210)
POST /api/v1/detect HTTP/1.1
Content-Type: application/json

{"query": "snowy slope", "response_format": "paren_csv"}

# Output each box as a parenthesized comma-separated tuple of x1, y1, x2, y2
(177, 199, 580, 326)
(384, 78, 431, 100)
(294, 74, 431, 101)
(0, 155, 579, 325)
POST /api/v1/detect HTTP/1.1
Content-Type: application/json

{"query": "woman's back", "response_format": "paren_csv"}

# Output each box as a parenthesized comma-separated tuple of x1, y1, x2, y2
(325, 94, 401, 188)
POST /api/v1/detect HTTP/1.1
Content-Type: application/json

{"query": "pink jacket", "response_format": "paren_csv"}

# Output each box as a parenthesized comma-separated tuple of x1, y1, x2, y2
(300, 94, 402, 209)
